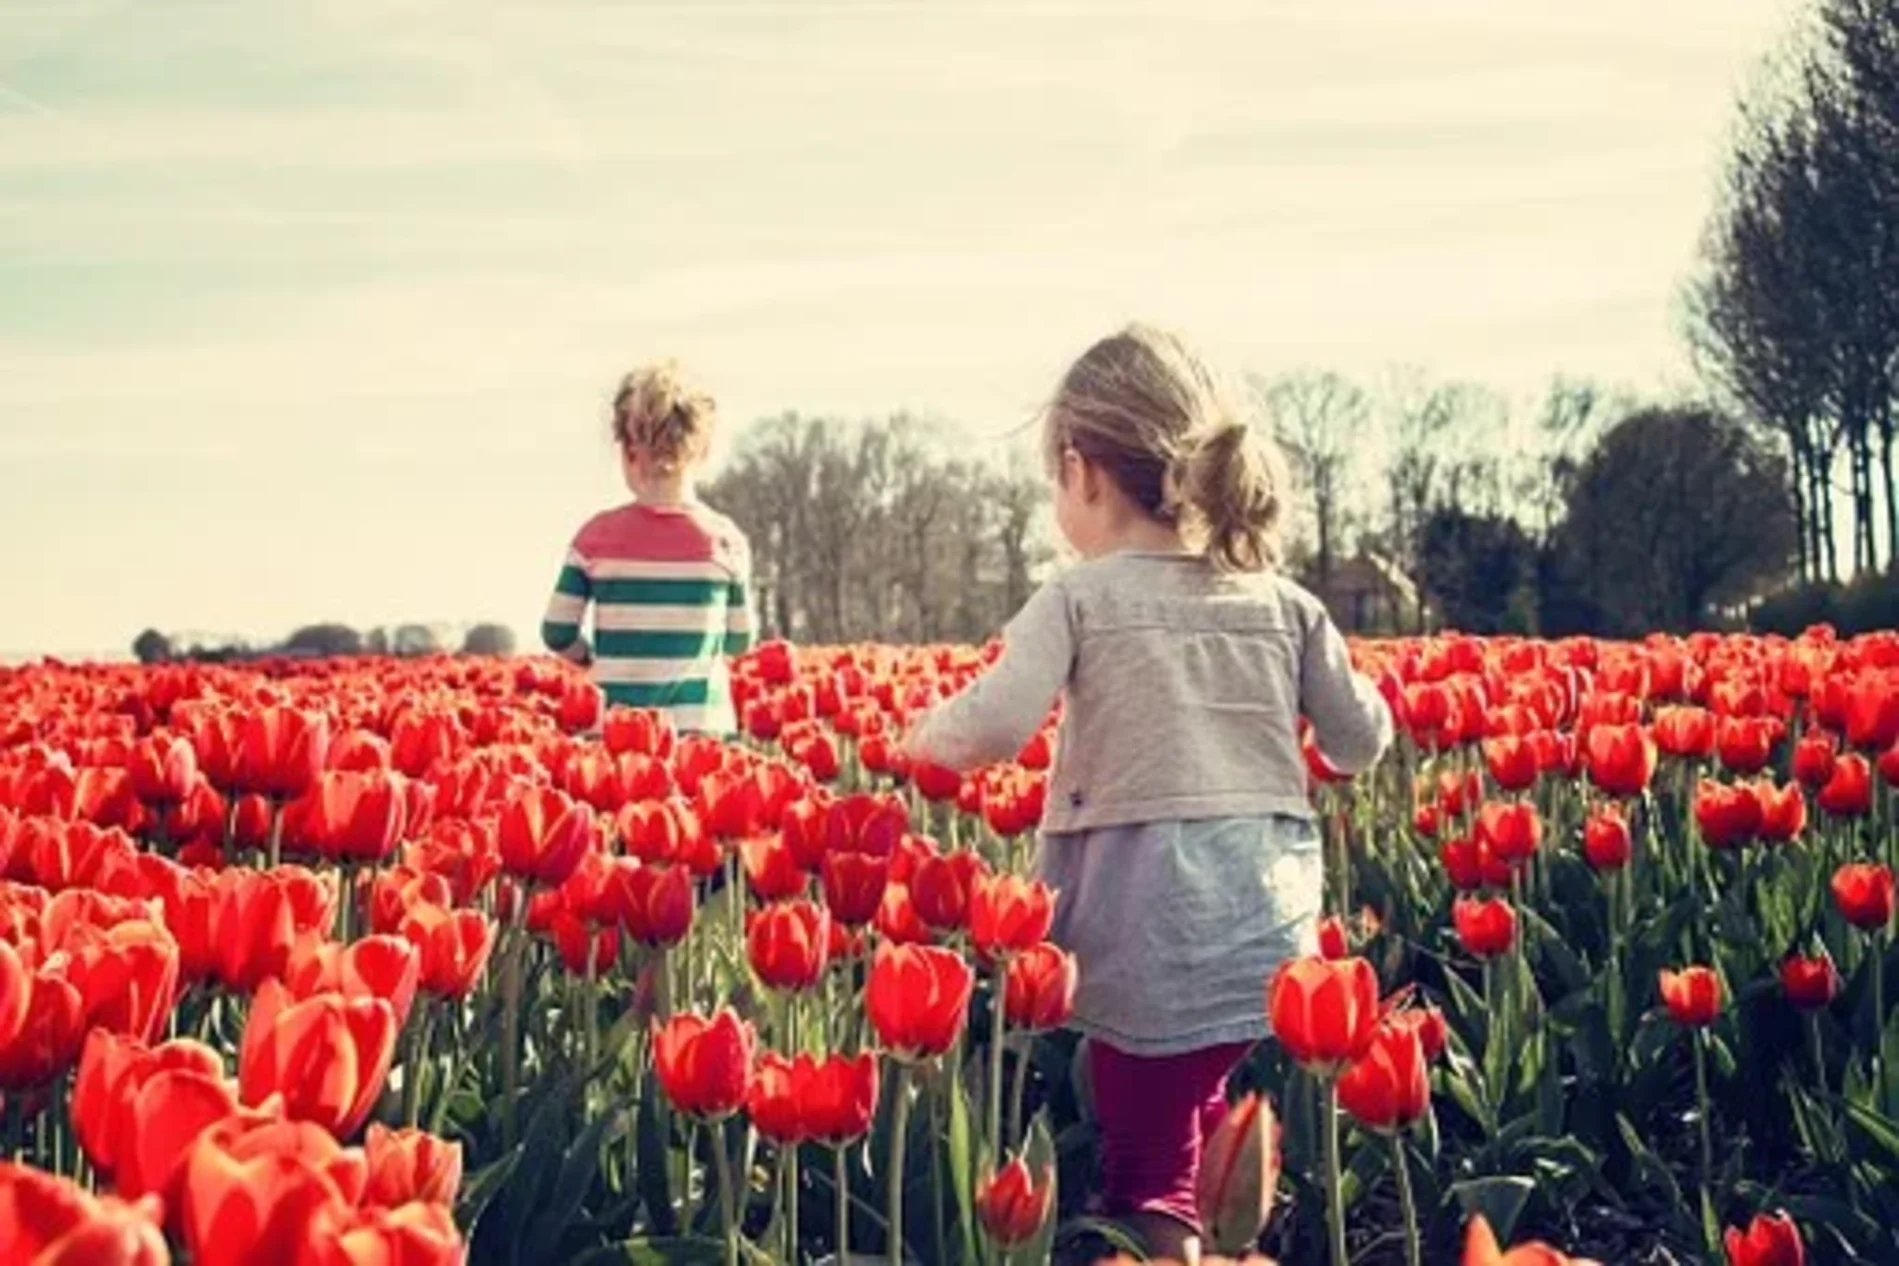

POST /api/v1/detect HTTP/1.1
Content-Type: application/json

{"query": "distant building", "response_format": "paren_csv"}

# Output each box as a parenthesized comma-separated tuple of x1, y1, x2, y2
(1306, 549, 1427, 635)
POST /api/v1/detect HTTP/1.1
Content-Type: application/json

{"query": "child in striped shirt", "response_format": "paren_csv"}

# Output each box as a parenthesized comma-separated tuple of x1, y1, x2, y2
(541, 361, 756, 736)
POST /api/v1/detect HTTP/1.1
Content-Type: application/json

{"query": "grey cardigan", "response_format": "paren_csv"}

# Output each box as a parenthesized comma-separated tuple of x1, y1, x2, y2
(908, 551, 1392, 832)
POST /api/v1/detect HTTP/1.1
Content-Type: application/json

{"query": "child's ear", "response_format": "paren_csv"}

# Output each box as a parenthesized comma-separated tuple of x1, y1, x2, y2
(1077, 455, 1106, 505)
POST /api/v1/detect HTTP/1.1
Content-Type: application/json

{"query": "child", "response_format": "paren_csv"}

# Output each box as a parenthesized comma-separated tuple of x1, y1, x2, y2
(541, 361, 756, 736)
(905, 324, 1392, 1260)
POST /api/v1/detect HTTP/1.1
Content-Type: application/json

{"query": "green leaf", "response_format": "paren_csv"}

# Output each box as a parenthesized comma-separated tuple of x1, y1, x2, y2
(1450, 1175, 1534, 1246)
(1616, 1112, 1682, 1210)
(524, 1105, 633, 1259)
(569, 1236, 736, 1265)
(637, 1082, 679, 1236)
(946, 1068, 978, 1266)
(457, 1147, 522, 1234)
(1836, 1097, 1899, 1170)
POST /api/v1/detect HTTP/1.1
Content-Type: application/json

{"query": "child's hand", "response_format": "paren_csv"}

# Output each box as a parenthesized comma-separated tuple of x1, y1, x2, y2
(561, 637, 594, 668)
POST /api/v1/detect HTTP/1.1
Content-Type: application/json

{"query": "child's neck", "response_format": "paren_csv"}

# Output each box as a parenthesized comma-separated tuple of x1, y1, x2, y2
(1094, 515, 1188, 557)
(631, 476, 693, 507)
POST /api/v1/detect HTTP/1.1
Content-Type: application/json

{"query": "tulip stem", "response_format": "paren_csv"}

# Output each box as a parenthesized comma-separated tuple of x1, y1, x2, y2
(405, 1003, 435, 1127)
(835, 1144, 851, 1262)
(1389, 1132, 1421, 1266)
(1323, 1078, 1348, 1266)
(500, 897, 528, 1151)
(888, 1067, 912, 1266)
(1692, 1028, 1714, 1205)
(713, 1120, 740, 1266)
(266, 799, 284, 868)
(988, 982, 1008, 1163)
(1874, 930, 1887, 1082)
(784, 1142, 801, 1265)
(1009, 1037, 1030, 1147)
(1808, 1012, 1827, 1097)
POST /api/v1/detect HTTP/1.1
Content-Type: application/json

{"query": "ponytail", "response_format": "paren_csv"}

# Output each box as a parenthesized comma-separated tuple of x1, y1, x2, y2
(1178, 419, 1285, 572)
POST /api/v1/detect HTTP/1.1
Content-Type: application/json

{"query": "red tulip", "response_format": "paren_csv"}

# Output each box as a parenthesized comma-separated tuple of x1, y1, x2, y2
(1581, 805, 1631, 871)
(231, 707, 330, 800)
(976, 1155, 1053, 1249)
(969, 873, 1055, 960)
(1195, 1092, 1280, 1256)
(299, 771, 407, 862)
(362, 1123, 463, 1209)
(0, 960, 85, 1090)
(557, 679, 602, 733)
(748, 1050, 882, 1146)
(739, 833, 806, 902)
(604, 860, 695, 948)
(128, 734, 199, 807)
(238, 978, 398, 1137)
(1792, 732, 1837, 789)
(1780, 952, 1838, 1011)
(875, 882, 934, 946)
(1004, 942, 1078, 1032)
(1653, 705, 1716, 759)
(1816, 753, 1872, 817)
(60, 917, 181, 1045)
(911, 850, 985, 932)
(746, 899, 831, 993)
(819, 849, 889, 928)
(284, 935, 420, 1029)
(71, 1029, 228, 1188)
(497, 786, 595, 887)
(1724, 1211, 1803, 1266)
(602, 707, 676, 759)
(1267, 956, 1380, 1075)
(1482, 735, 1539, 792)
(1695, 780, 1762, 849)
(1660, 966, 1722, 1028)
(0, 939, 29, 1058)
(1452, 897, 1517, 959)
(211, 868, 334, 994)
(866, 943, 975, 1062)
(0, 1161, 169, 1265)
(1831, 862, 1895, 930)
(653, 1008, 756, 1120)
(178, 1118, 363, 1266)
(1338, 1020, 1431, 1132)
(398, 903, 496, 999)
(1475, 801, 1540, 865)
(1316, 915, 1349, 960)
(1385, 1005, 1449, 1062)
(1584, 723, 1655, 797)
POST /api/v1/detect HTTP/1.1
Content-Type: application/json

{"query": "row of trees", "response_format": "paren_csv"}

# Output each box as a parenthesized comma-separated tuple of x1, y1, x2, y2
(132, 623, 518, 664)
(703, 413, 1049, 645)
(1690, 0, 1899, 583)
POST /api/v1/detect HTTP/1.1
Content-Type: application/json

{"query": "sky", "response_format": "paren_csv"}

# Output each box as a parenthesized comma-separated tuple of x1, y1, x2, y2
(0, 0, 1801, 656)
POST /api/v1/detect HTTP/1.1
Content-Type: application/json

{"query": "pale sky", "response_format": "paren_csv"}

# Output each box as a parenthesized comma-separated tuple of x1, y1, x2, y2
(0, 0, 1798, 655)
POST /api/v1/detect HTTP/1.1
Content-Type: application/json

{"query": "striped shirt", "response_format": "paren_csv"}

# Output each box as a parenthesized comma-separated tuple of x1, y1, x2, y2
(541, 501, 755, 735)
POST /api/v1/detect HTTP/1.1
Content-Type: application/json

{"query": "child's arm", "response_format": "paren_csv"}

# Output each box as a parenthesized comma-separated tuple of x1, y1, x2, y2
(907, 583, 1073, 772)
(541, 548, 594, 665)
(724, 538, 756, 657)
(1298, 604, 1393, 775)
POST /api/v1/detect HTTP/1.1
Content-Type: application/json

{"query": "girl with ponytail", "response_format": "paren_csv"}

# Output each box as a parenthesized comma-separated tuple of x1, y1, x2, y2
(906, 324, 1393, 1260)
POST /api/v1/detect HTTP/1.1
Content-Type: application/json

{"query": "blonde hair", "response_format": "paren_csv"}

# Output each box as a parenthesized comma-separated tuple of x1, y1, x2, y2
(1045, 324, 1286, 572)
(610, 360, 717, 473)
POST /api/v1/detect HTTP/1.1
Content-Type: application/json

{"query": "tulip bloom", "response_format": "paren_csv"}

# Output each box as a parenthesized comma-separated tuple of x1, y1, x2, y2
(0, 1161, 169, 1266)
(819, 849, 890, 928)
(72, 1030, 232, 1195)
(976, 1155, 1053, 1249)
(0, 961, 85, 1090)
(399, 904, 497, 999)
(1194, 1093, 1280, 1256)
(238, 978, 399, 1138)
(1316, 915, 1349, 960)
(1660, 966, 1723, 1028)
(910, 850, 986, 932)
(739, 833, 807, 902)
(179, 1119, 366, 1266)
(1816, 754, 1873, 818)
(1791, 732, 1837, 789)
(1780, 952, 1839, 1011)
(1582, 805, 1631, 871)
(1337, 1021, 1431, 1132)
(128, 734, 199, 807)
(1584, 723, 1656, 797)
(866, 943, 975, 1063)
(605, 861, 695, 949)
(1267, 956, 1380, 1075)
(1452, 897, 1517, 960)
(1724, 1211, 1804, 1266)
(1004, 943, 1078, 1033)
(1754, 781, 1807, 844)
(1475, 801, 1541, 865)
(231, 706, 331, 800)
(1831, 862, 1895, 930)
(653, 1008, 756, 1121)
(746, 900, 831, 993)
(497, 786, 595, 888)
(362, 1123, 463, 1209)
(284, 935, 421, 1029)
(300, 771, 408, 862)
(969, 873, 1056, 960)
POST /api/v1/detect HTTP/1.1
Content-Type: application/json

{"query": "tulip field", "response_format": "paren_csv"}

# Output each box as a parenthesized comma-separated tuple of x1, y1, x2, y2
(1, 630, 1897, 1265)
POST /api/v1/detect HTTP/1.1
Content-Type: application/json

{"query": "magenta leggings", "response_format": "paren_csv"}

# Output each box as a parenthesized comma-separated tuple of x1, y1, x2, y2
(1088, 1039, 1254, 1231)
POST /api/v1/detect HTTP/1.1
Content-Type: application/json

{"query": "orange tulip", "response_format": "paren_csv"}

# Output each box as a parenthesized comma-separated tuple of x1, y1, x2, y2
(362, 1123, 463, 1209)
(322, 1198, 466, 1266)
(1267, 956, 1380, 1075)
(178, 1119, 362, 1266)
(398, 904, 496, 999)
(968, 873, 1055, 959)
(72, 1030, 231, 1195)
(238, 978, 398, 1138)
(1660, 966, 1723, 1027)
